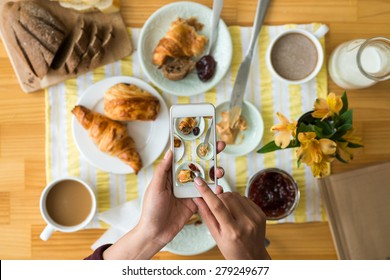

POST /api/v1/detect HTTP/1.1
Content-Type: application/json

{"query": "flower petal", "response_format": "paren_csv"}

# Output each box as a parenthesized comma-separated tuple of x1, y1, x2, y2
(319, 139, 337, 155)
(312, 98, 329, 119)
(275, 131, 292, 148)
(327, 92, 343, 114)
(311, 160, 330, 178)
(270, 123, 287, 132)
(298, 132, 316, 144)
(276, 112, 289, 124)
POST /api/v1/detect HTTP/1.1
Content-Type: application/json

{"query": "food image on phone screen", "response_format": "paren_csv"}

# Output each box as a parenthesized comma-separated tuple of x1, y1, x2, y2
(170, 104, 217, 198)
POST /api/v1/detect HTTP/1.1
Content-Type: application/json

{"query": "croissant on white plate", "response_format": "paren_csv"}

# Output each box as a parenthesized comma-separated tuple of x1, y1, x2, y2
(72, 105, 142, 174)
(153, 17, 208, 67)
(104, 83, 160, 121)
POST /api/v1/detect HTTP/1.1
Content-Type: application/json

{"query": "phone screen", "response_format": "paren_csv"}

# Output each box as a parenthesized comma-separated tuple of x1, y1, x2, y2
(172, 115, 216, 191)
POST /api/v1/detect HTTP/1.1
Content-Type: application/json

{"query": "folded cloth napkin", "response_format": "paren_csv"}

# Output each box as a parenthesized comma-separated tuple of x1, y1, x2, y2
(45, 24, 329, 234)
(92, 199, 142, 250)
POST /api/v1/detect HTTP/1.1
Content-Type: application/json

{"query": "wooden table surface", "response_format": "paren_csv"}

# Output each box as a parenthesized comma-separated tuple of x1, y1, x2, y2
(0, 0, 389, 260)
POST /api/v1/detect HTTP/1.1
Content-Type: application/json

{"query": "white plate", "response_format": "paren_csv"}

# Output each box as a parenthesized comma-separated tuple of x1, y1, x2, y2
(174, 117, 205, 141)
(72, 76, 169, 174)
(216, 101, 264, 157)
(173, 134, 185, 162)
(163, 177, 232, 255)
(138, 1, 233, 96)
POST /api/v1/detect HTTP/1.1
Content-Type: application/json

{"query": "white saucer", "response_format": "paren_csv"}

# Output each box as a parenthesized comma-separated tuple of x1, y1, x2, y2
(215, 101, 264, 157)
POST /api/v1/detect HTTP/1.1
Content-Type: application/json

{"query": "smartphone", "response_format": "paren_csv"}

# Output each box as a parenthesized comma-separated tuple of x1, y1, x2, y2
(170, 103, 217, 198)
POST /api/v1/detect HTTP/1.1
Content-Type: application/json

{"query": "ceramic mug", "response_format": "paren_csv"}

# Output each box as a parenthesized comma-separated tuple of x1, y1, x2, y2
(39, 177, 97, 241)
(266, 25, 329, 84)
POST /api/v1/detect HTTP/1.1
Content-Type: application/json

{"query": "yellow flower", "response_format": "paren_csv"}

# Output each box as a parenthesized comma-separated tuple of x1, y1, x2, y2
(311, 158, 331, 178)
(296, 132, 337, 167)
(270, 112, 297, 149)
(312, 92, 343, 120)
(342, 129, 363, 146)
(336, 129, 363, 162)
(336, 141, 353, 162)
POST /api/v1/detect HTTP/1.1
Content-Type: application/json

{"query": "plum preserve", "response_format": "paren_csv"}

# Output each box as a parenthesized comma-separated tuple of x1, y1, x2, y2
(247, 168, 299, 220)
(196, 55, 217, 82)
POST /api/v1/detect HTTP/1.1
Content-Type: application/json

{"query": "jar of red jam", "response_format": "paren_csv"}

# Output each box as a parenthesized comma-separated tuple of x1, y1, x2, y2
(246, 168, 299, 220)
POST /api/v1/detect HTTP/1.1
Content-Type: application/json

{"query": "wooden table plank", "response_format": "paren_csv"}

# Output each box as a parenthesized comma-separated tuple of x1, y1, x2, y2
(0, 0, 389, 260)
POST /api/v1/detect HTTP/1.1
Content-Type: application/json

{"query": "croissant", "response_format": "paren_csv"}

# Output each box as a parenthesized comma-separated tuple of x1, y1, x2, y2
(177, 169, 195, 183)
(72, 105, 143, 174)
(104, 83, 160, 121)
(153, 17, 208, 67)
(178, 117, 197, 135)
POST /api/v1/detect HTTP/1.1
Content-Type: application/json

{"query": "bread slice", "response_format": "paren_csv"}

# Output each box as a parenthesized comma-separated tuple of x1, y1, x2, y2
(4, 1, 66, 79)
(11, 20, 50, 78)
(51, 17, 89, 72)
(90, 24, 116, 69)
(20, 1, 66, 34)
(76, 22, 104, 72)
(19, 3, 66, 53)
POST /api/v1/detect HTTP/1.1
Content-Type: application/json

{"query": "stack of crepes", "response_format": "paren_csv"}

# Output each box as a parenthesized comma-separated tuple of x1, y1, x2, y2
(45, 24, 329, 234)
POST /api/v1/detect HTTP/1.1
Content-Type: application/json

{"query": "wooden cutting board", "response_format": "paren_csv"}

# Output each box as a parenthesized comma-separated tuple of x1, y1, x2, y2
(0, 0, 132, 93)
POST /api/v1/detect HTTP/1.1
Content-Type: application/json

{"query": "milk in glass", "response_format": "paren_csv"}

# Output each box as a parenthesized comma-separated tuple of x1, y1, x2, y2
(328, 37, 390, 89)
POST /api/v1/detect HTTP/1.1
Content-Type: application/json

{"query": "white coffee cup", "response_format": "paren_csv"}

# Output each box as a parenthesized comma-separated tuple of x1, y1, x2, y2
(266, 25, 329, 84)
(39, 177, 97, 241)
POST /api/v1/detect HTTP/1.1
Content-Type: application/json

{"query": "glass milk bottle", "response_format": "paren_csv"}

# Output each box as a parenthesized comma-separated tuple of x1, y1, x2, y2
(328, 37, 390, 89)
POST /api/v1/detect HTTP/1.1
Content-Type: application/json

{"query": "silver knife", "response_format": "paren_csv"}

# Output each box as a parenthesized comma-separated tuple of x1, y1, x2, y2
(229, 0, 271, 128)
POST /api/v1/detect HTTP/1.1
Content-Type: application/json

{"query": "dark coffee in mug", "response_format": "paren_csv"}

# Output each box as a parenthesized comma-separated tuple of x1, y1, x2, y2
(271, 33, 318, 81)
(45, 180, 92, 226)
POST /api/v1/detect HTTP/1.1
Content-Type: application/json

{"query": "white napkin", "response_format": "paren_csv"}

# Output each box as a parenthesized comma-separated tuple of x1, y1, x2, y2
(91, 177, 149, 250)
(91, 197, 143, 250)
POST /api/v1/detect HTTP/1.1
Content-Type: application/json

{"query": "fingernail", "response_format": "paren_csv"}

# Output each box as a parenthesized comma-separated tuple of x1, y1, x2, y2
(164, 149, 171, 159)
(194, 176, 204, 186)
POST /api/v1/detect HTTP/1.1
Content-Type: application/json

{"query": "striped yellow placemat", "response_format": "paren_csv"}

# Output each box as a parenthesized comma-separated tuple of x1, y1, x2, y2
(45, 24, 328, 227)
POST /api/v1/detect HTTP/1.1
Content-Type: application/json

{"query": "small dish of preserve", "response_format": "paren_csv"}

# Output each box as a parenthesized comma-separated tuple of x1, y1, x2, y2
(246, 168, 300, 220)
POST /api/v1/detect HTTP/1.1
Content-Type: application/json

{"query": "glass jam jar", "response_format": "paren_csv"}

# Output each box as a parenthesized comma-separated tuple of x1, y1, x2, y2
(246, 168, 300, 220)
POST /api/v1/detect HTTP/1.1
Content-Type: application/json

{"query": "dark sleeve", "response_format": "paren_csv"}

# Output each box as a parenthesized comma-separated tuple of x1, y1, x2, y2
(84, 244, 112, 260)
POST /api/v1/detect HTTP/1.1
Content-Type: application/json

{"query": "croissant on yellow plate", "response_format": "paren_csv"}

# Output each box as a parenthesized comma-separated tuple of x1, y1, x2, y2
(153, 17, 208, 67)
(104, 83, 160, 121)
(72, 105, 143, 174)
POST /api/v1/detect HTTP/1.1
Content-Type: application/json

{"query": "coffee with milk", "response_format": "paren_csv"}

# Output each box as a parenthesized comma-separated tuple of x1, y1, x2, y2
(270, 33, 318, 81)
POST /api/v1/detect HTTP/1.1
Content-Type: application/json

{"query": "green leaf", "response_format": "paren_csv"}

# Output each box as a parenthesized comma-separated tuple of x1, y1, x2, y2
(257, 140, 299, 153)
(347, 142, 364, 148)
(257, 141, 283, 153)
(340, 91, 349, 115)
(297, 122, 315, 134)
(314, 126, 323, 138)
(336, 152, 350, 164)
(331, 124, 353, 141)
(335, 109, 353, 127)
(315, 120, 335, 137)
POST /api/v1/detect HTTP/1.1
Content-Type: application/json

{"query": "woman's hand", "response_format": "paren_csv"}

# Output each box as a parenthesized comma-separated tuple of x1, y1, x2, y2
(193, 178, 271, 260)
(103, 142, 226, 259)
